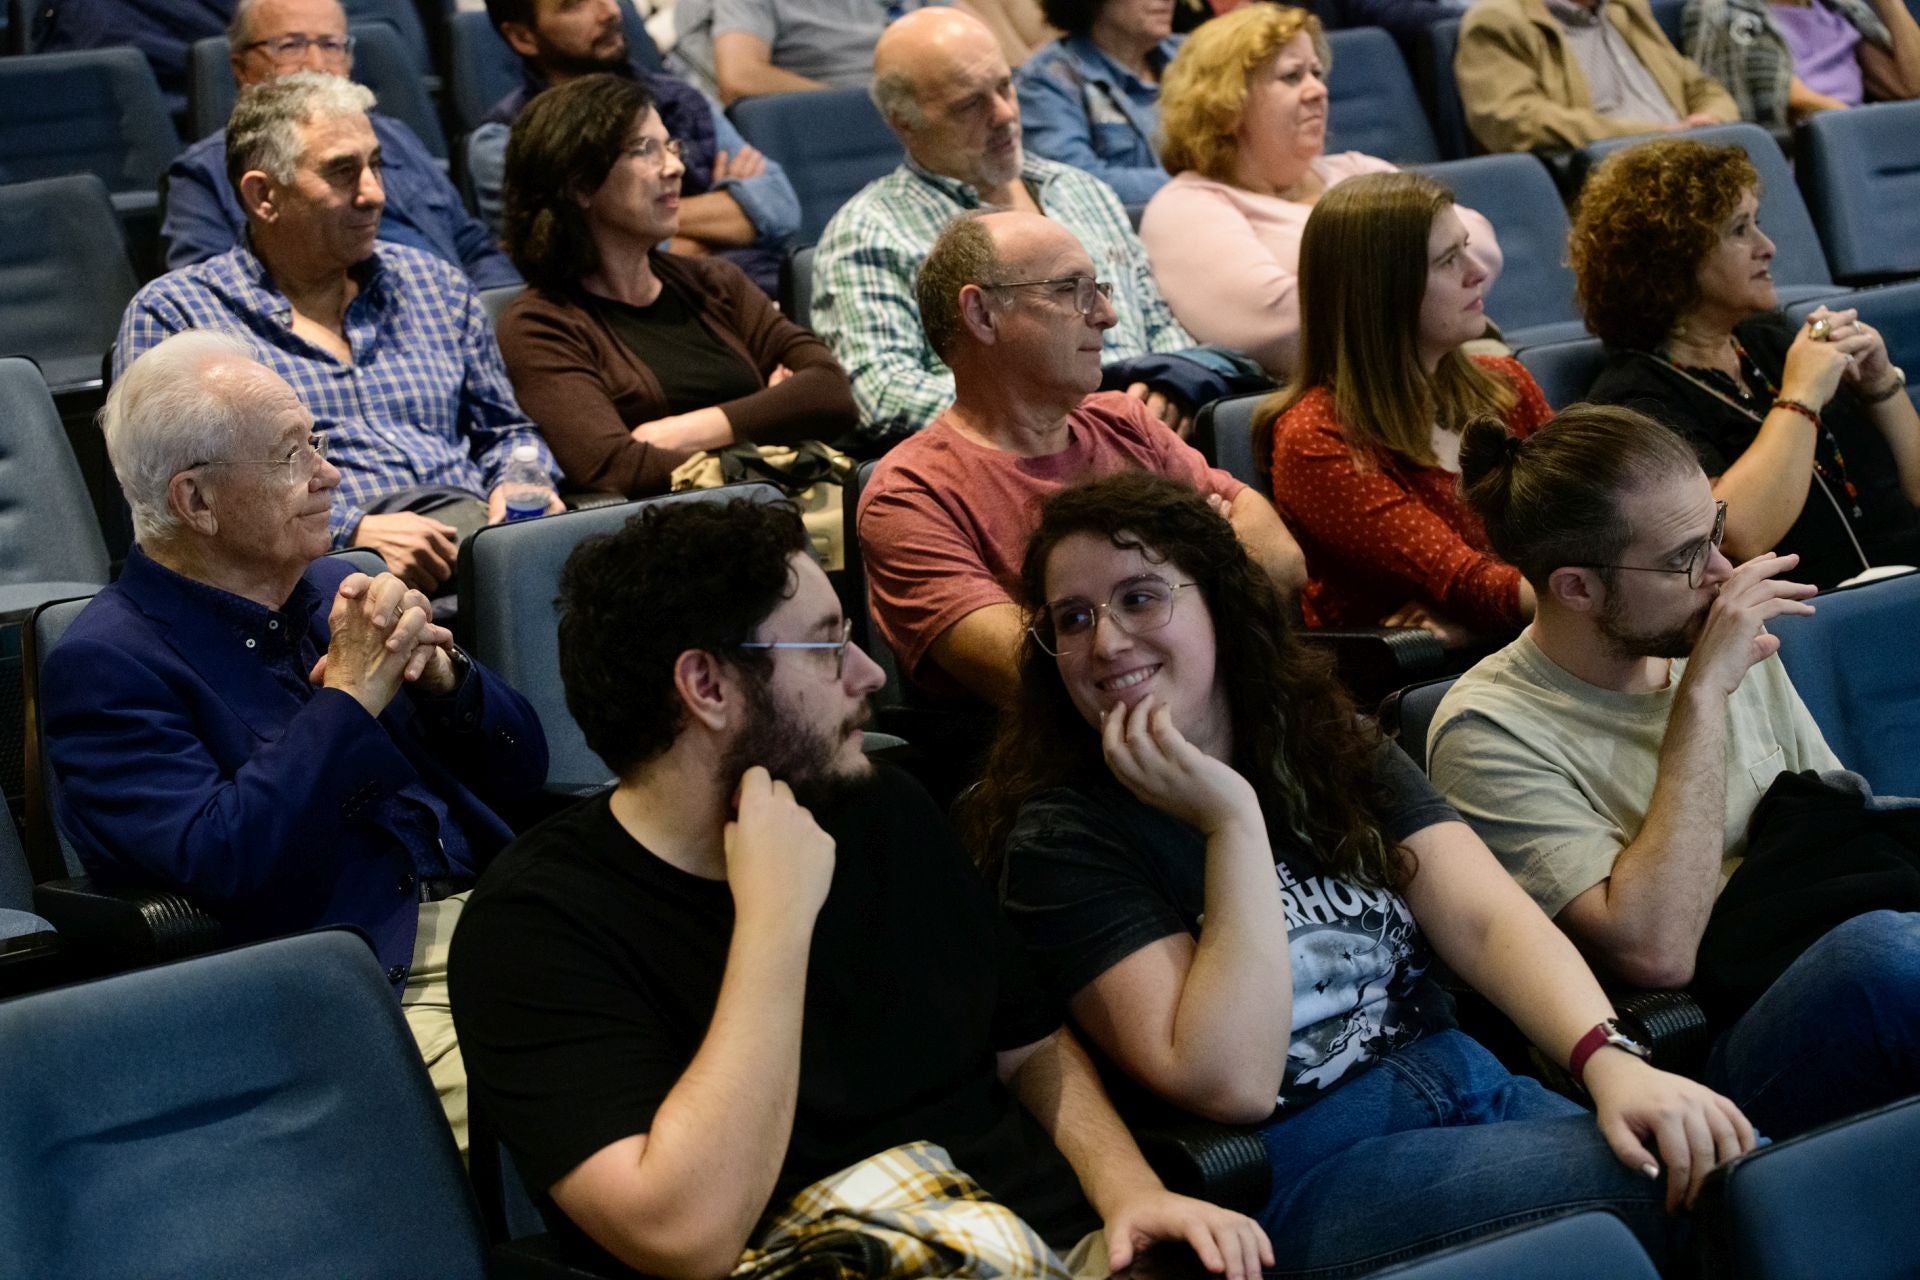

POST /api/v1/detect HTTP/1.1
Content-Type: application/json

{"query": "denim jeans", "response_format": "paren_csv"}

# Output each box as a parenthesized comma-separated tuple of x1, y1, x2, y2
(1707, 909, 1920, 1140)
(1256, 1030, 1676, 1278)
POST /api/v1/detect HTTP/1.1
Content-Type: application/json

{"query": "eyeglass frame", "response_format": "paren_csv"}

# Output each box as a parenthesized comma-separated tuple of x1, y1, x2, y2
(1572, 500, 1728, 590)
(188, 432, 331, 482)
(623, 136, 686, 169)
(1029, 576, 1201, 658)
(240, 33, 356, 62)
(738, 618, 855, 679)
(978, 275, 1115, 318)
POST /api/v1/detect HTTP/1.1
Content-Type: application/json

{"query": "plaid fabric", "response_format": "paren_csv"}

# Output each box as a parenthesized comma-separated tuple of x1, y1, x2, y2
(116, 244, 557, 547)
(732, 1141, 1077, 1279)
(1686, 0, 1890, 127)
(811, 155, 1196, 444)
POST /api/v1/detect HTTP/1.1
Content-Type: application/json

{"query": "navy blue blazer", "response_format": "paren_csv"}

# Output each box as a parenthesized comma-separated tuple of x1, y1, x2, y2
(43, 550, 548, 986)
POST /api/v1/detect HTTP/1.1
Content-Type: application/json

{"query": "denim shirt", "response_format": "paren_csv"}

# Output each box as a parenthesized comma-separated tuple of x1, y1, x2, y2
(1016, 35, 1182, 208)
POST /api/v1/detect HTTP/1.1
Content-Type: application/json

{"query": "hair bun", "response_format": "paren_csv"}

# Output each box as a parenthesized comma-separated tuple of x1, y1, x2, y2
(1457, 417, 1518, 491)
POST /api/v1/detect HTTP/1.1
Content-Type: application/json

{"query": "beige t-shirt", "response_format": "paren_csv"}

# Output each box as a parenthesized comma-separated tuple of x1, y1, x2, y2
(1427, 628, 1841, 919)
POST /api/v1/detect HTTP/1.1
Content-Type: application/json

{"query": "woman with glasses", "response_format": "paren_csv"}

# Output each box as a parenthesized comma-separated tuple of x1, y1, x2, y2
(970, 469, 1755, 1274)
(496, 74, 858, 498)
(1573, 138, 1920, 588)
(1261, 172, 1550, 650)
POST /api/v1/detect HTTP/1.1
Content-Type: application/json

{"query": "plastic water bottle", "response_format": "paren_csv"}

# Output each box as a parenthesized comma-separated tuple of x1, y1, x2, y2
(500, 444, 551, 523)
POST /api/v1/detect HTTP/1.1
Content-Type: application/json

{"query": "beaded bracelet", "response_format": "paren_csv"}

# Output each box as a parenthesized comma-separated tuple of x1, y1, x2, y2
(1774, 398, 1823, 430)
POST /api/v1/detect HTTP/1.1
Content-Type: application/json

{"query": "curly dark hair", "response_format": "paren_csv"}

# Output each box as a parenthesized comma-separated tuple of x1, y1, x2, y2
(1569, 138, 1760, 351)
(1039, 0, 1103, 35)
(556, 497, 806, 778)
(502, 73, 656, 294)
(967, 471, 1413, 891)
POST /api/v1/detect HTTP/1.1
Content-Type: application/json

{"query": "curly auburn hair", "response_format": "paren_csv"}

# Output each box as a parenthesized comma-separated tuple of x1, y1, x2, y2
(966, 471, 1413, 893)
(1158, 4, 1329, 184)
(1569, 138, 1760, 351)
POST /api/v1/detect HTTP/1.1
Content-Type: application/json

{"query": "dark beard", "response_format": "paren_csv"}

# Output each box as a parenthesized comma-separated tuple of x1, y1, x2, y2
(717, 671, 872, 811)
(541, 42, 633, 80)
(1595, 592, 1707, 661)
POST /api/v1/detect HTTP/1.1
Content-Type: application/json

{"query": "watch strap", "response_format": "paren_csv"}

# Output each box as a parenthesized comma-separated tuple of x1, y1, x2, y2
(1569, 1019, 1650, 1087)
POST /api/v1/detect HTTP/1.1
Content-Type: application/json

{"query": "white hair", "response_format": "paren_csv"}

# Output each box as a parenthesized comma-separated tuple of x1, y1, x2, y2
(100, 330, 263, 545)
(870, 69, 924, 132)
(225, 69, 376, 188)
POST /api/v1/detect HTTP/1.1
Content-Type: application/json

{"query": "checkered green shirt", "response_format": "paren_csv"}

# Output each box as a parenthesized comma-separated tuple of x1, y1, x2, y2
(811, 154, 1196, 444)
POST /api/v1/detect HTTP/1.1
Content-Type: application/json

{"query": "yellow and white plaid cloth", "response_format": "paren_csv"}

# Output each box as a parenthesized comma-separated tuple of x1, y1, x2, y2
(732, 1140, 1079, 1279)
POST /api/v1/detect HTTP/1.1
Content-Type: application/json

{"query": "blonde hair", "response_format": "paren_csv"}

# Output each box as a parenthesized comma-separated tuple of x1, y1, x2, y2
(1159, 4, 1330, 184)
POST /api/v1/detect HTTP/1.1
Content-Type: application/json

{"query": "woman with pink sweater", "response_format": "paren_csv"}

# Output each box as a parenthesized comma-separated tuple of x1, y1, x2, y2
(1139, 4, 1502, 379)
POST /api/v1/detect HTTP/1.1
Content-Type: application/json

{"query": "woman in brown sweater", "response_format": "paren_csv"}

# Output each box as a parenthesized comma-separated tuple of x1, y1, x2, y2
(497, 73, 858, 496)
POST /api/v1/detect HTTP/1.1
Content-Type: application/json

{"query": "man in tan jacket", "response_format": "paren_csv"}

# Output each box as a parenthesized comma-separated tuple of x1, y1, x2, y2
(1457, 0, 1737, 153)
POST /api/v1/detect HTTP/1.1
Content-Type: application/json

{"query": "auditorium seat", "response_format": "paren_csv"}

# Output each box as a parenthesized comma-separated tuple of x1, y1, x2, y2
(0, 176, 138, 395)
(1796, 100, 1920, 285)
(1419, 19, 1475, 161)
(780, 243, 816, 327)
(1191, 390, 1269, 493)
(343, 0, 436, 82)
(1369, 1210, 1658, 1278)
(0, 48, 180, 218)
(480, 283, 524, 325)
(1421, 153, 1586, 348)
(1325, 26, 1442, 165)
(729, 87, 904, 244)
(0, 357, 110, 615)
(1517, 336, 1606, 410)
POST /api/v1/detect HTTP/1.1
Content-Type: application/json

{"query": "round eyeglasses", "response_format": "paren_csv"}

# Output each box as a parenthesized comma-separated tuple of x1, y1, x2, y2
(1573, 500, 1727, 590)
(1030, 576, 1199, 658)
(980, 275, 1114, 318)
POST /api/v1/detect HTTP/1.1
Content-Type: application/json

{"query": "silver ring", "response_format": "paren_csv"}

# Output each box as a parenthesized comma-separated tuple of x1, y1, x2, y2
(1809, 317, 1832, 342)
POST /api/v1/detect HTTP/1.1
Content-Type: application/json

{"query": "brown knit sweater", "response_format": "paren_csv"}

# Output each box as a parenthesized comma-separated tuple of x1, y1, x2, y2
(497, 252, 859, 496)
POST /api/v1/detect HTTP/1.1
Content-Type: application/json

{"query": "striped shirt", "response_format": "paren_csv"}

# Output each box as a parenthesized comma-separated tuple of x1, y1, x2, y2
(116, 243, 556, 546)
(811, 154, 1196, 444)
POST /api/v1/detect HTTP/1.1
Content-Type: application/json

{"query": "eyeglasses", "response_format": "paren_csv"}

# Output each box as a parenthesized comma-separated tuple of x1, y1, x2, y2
(739, 618, 854, 679)
(242, 34, 355, 64)
(191, 433, 330, 483)
(1030, 576, 1199, 657)
(624, 137, 685, 170)
(1574, 500, 1727, 590)
(980, 275, 1114, 318)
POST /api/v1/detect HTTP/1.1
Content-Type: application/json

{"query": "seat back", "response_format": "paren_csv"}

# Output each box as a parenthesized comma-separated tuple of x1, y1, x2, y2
(1379, 674, 1460, 772)
(845, 459, 906, 704)
(0, 175, 138, 394)
(1517, 336, 1607, 410)
(1325, 27, 1440, 165)
(186, 27, 447, 156)
(1369, 1210, 1659, 1278)
(781, 243, 817, 328)
(1797, 101, 1920, 284)
(1649, 0, 1686, 45)
(1420, 19, 1474, 160)
(1581, 124, 1832, 288)
(343, 0, 434, 77)
(1785, 280, 1920, 408)
(447, 8, 523, 133)
(1191, 391, 1272, 494)
(1703, 1095, 1920, 1279)
(23, 594, 94, 881)
(1421, 153, 1579, 337)
(0, 48, 180, 195)
(730, 87, 906, 243)
(0, 930, 489, 1277)
(1766, 569, 1920, 797)
(0, 357, 111, 593)
(459, 486, 786, 791)
(479, 283, 524, 326)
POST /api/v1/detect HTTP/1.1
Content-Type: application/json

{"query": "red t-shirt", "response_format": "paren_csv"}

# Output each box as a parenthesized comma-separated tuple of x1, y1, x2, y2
(1270, 356, 1552, 632)
(858, 391, 1245, 686)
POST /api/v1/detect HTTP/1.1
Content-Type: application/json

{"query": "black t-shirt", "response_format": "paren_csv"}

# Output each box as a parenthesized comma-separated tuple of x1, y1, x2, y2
(588, 281, 763, 416)
(449, 764, 1097, 1263)
(1000, 742, 1459, 1113)
(1587, 313, 1920, 588)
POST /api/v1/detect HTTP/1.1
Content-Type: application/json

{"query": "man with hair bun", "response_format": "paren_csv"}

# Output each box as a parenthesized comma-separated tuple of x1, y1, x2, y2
(1429, 403, 1920, 1141)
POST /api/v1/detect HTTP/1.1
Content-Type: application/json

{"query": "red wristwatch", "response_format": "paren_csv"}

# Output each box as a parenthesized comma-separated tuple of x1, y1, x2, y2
(1569, 1019, 1653, 1087)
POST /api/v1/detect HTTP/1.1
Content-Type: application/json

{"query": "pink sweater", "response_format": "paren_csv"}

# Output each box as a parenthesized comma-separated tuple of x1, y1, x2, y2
(1138, 154, 1505, 379)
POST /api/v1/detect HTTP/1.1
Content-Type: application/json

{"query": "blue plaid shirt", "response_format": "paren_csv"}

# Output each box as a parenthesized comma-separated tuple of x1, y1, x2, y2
(116, 243, 557, 546)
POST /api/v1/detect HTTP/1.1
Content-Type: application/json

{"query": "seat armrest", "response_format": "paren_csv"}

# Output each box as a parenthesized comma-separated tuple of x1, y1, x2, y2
(31, 876, 222, 966)
(1612, 988, 1715, 1078)
(1132, 1119, 1272, 1214)
(490, 1234, 649, 1280)
(1301, 628, 1447, 706)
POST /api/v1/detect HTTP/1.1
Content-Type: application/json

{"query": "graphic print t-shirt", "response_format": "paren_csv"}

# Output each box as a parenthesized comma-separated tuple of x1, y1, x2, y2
(1000, 741, 1459, 1110)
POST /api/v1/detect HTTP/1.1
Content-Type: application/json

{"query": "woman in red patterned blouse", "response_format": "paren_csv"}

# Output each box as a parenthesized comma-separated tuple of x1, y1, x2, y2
(1260, 172, 1552, 648)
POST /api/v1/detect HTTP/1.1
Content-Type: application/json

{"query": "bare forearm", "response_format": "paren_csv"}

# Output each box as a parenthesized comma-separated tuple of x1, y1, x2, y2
(1228, 490, 1307, 600)
(675, 191, 756, 248)
(1867, 389, 1920, 504)
(1714, 407, 1820, 558)
(1451, 895, 1619, 1064)
(1010, 1031, 1163, 1216)
(714, 38, 829, 103)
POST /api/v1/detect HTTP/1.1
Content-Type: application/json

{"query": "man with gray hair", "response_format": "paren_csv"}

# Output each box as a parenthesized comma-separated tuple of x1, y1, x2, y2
(120, 71, 562, 595)
(41, 330, 548, 1153)
(161, 0, 517, 287)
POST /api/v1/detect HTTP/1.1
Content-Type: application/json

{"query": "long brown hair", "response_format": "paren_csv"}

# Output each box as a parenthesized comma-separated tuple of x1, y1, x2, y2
(1257, 171, 1514, 470)
(967, 471, 1413, 891)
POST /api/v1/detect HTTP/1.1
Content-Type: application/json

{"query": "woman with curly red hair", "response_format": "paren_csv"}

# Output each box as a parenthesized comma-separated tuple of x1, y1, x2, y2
(1573, 137, 1920, 586)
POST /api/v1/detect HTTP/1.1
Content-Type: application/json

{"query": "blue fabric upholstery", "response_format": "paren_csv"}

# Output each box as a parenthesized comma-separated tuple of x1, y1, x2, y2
(343, 0, 433, 77)
(1767, 568, 1920, 798)
(458, 485, 785, 791)
(0, 806, 46, 927)
(1369, 1210, 1659, 1278)
(1420, 153, 1581, 345)
(1517, 336, 1607, 410)
(1797, 100, 1920, 284)
(1384, 674, 1459, 772)
(1784, 279, 1920, 410)
(1423, 19, 1474, 161)
(26, 595, 94, 879)
(1650, 0, 1686, 45)
(0, 357, 110, 600)
(0, 47, 180, 212)
(1325, 27, 1441, 165)
(730, 87, 905, 244)
(0, 175, 137, 393)
(0, 930, 490, 1277)
(1701, 1096, 1920, 1278)
(1194, 391, 1269, 493)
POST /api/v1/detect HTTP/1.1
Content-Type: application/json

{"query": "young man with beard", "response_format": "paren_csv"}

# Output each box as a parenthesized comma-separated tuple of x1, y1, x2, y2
(1428, 404, 1920, 1140)
(447, 498, 1269, 1279)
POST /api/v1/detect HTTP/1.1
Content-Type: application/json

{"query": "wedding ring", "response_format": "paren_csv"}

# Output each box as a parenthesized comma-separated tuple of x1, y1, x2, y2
(1809, 317, 1832, 342)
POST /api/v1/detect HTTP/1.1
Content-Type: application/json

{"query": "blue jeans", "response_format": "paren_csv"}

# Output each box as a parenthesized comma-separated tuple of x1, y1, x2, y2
(1256, 1030, 1675, 1278)
(1707, 909, 1920, 1139)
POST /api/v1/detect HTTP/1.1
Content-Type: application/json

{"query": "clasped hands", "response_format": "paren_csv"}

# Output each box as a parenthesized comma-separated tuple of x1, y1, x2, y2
(309, 572, 458, 717)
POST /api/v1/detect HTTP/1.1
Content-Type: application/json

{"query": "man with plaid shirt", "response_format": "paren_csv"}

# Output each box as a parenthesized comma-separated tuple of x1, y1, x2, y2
(118, 72, 561, 595)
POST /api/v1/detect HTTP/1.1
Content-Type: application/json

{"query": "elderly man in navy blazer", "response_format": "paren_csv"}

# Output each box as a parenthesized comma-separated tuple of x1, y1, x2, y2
(40, 330, 547, 1152)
